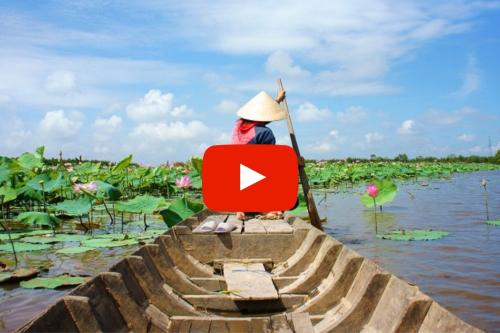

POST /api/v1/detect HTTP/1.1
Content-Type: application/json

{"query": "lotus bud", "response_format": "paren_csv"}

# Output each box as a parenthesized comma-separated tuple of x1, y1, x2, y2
(366, 184, 379, 198)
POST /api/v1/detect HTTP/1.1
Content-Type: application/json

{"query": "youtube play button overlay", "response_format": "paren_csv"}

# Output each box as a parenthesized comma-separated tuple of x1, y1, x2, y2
(240, 164, 266, 190)
(202, 144, 298, 212)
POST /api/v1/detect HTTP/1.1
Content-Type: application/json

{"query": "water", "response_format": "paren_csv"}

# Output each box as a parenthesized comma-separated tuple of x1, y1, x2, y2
(319, 170, 500, 332)
(1, 171, 499, 332)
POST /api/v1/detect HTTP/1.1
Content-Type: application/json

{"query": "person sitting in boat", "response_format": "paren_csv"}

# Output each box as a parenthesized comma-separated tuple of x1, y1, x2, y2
(231, 90, 287, 221)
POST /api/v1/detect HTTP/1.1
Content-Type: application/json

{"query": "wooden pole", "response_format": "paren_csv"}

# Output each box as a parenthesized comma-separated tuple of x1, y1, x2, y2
(277, 79, 323, 231)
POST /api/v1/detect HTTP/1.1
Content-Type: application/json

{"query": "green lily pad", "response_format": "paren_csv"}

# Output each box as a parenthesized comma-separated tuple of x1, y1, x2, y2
(82, 238, 137, 248)
(53, 234, 90, 242)
(377, 229, 449, 241)
(0, 268, 40, 283)
(21, 236, 63, 244)
(0, 232, 24, 241)
(0, 242, 51, 253)
(20, 275, 88, 289)
(486, 219, 500, 226)
(56, 246, 96, 254)
(94, 233, 127, 240)
(1, 229, 53, 241)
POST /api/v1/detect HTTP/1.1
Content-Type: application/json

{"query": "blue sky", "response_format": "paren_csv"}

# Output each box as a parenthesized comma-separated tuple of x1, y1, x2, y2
(0, 0, 499, 165)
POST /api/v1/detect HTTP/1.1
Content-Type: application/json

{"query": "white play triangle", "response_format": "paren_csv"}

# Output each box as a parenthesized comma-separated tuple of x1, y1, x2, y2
(240, 164, 266, 191)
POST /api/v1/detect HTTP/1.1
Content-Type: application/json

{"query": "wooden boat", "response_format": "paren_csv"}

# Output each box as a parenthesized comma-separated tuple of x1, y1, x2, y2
(17, 210, 482, 332)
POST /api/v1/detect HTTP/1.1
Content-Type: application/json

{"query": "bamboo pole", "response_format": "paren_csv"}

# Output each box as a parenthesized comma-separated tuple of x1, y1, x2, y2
(277, 79, 322, 230)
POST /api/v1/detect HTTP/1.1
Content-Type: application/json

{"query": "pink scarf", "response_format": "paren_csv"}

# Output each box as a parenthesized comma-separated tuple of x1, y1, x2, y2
(231, 119, 262, 144)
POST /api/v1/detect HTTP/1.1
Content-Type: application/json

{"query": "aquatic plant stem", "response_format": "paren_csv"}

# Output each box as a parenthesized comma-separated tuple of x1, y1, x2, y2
(482, 183, 489, 221)
(103, 201, 114, 225)
(78, 216, 88, 232)
(0, 196, 18, 267)
(373, 197, 378, 234)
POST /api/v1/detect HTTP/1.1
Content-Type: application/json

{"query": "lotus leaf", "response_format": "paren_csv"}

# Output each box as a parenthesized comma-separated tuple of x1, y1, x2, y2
(377, 229, 449, 241)
(21, 236, 62, 244)
(361, 179, 398, 208)
(17, 152, 43, 170)
(113, 154, 133, 173)
(0, 268, 39, 283)
(93, 181, 121, 200)
(27, 173, 65, 192)
(53, 234, 90, 242)
(486, 219, 500, 226)
(53, 197, 91, 216)
(0, 186, 17, 203)
(0, 242, 51, 252)
(159, 197, 204, 227)
(115, 195, 167, 214)
(0, 165, 11, 184)
(82, 238, 137, 248)
(17, 212, 60, 228)
(20, 275, 88, 289)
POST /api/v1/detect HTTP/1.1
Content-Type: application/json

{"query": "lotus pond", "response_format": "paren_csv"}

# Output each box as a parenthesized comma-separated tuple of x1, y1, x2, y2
(0, 148, 499, 332)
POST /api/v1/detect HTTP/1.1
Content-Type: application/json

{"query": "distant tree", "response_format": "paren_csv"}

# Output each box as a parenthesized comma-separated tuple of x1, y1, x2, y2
(394, 153, 408, 162)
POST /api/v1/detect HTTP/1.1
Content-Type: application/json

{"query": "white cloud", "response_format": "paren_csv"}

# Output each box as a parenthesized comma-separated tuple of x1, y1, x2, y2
(214, 99, 239, 114)
(38, 110, 83, 139)
(426, 106, 476, 125)
(127, 90, 192, 122)
(44, 70, 76, 93)
(454, 55, 480, 97)
(336, 106, 368, 123)
(307, 141, 337, 153)
(265, 51, 309, 77)
(329, 129, 339, 140)
(397, 119, 416, 135)
(130, 121, 209, 141)
(94, 115, 122, 129)
(457, 133, 475, 142)
(365, 132, 384, 143)
(295, 102, 330, 122)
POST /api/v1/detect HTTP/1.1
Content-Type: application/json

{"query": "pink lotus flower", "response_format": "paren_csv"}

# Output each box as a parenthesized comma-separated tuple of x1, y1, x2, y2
(366, 184, 379, 198)
(183, 168, 190, 174)
(176, 176, 192, 189)
(73, 181, 98, 194)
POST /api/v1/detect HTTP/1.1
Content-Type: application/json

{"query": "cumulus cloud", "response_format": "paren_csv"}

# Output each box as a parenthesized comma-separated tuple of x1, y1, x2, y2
(307, 142, 337, 153)
(44, 71, 76, 93)
(457, 133, 475, 142)
(336, 106, 368, 123)
(397, 120, 416, 135)
(39, 110, 83, 139)
(214, 99, 239, 114)
(265, 51, 310, 77)
(127, 90, 192, 122)
(295, 102, 330, 122)
(329, 129, 340, 140)
(130, 121, 209, 141)
(365, 132, 384, 143)
(0, 94, 11, 105)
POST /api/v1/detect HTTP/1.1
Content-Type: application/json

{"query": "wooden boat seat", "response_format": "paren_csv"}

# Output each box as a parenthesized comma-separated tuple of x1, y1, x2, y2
(193, 216, 294, 234)
(223, 262, 278, 300)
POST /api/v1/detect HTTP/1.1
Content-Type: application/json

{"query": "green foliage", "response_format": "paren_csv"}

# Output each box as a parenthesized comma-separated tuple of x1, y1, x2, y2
(377, 229, 449, 241)
(0, 242, 51, 253)
(0, 186, 17, 203)
(159, 197, 204, 227)
(17, 152, 43, 170)
(115, 195, 167, 214)
(20, 275, 87, 289)
(361, 179, 398, 208)
(486, 219, 500, 226)
(21, 236, 63, 244)
(113, 154, 133, 173)
(26, 173, 66, 192)
(17, 212, 61, 228)
(82, 238, 137, 248)
(0, 165, 11, 184)
(191, 157, 203, 175)
(94, 181, 121, 200)
(288, 193, 307, 216)
(54, 197, 92, 216)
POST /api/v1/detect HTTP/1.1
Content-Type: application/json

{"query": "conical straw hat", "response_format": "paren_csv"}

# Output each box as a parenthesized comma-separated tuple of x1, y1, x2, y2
(236, 91, 287, 122)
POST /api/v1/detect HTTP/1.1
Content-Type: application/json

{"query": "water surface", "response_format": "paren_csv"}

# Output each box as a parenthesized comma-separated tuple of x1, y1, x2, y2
(320, 170, 499, 332)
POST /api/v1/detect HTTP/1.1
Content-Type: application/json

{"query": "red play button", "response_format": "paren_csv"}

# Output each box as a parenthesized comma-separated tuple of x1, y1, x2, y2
(202, 145, 298, 212)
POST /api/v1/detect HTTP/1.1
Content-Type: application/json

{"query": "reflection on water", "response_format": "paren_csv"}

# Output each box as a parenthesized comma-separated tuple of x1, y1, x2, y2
(319, 170, 500, 332)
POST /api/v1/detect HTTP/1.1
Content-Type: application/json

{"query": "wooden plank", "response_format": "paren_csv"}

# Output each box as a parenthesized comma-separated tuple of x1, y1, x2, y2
(192, 215, 228, 233)
(289, 313, 314, 333)
(270, 314, 293, 333)
(189, 319, 211, 333)
(262, 220, 293, 234)
(243, 219, 266, 233)
(226, 215, 243, 233)
(223, 263, 278, 300)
